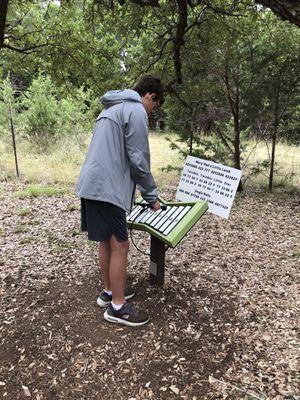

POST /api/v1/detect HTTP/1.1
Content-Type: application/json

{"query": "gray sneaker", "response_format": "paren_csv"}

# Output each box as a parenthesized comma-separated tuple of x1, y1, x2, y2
(104, 302, 149, 327)
(97, 287, 135, 307)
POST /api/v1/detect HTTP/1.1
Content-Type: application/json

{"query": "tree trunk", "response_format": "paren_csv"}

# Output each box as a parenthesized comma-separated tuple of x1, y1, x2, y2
(224, 59, 243, 191)
(0, 0, 9, 50)
(189, 121, 194, 156)
(269, 82, 280, 192)
(189, 130, 193, 155)
(233, 84, 241, 171)
(233, 86, 243, 192)
(173, 0, 188, 84)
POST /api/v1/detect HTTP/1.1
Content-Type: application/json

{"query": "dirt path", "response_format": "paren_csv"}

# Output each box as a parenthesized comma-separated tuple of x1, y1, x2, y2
(0, 183, 299, 400)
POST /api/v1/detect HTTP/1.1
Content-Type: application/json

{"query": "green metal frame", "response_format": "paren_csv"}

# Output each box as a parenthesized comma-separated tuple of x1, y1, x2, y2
(127, 198, 208, 248)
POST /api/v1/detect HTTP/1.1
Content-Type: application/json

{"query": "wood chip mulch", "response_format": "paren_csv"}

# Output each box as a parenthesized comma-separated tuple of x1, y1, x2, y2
(0, 182, 299, 400)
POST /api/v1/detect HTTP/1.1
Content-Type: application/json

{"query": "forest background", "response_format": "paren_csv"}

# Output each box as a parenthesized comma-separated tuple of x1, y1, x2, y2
(0, 0, 300, 193)
(0, 2, 300, 399)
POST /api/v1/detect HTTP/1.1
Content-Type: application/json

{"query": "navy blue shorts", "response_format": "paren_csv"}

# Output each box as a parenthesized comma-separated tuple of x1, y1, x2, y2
(80, 198, 128, 242)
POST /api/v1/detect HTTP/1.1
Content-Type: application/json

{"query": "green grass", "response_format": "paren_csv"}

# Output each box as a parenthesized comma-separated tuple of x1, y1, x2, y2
(149, 132, 182, 187)
(18, 207, 31, 216)
(1, 133, 299, 191)
(67, 204, 77, 211)
(45, 231, 74, 251)
(14, 223, 27, 233)
(244, 141, 300, 187)
(0, 132, 182, 190)
(14, 185, 65, 198)
(20, 236, 33, 244)
(72, 228, 81, 236)
(0, 137, 84, 186)
(53, 242, 73, 252)
(291, 250, 300, 258)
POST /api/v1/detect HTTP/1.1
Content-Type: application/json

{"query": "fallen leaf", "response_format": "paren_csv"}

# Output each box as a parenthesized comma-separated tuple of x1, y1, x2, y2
(170, 385, 179, 395)
(22, 385, 31, 397)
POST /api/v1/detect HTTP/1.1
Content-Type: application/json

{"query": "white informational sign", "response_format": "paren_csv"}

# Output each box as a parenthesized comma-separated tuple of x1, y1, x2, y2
(176, 156, 242, 219)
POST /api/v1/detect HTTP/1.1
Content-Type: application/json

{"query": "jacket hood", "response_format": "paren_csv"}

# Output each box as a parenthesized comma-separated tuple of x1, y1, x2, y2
(100, 89, 142, 109)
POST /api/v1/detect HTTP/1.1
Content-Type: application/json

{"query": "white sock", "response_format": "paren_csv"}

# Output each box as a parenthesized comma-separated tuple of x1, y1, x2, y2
(111, 301, 124, 310)
(104, 290, 112, 296)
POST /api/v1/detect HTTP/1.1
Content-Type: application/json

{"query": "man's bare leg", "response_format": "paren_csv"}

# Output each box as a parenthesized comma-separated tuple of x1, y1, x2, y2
(99, 241, 111, 291)
(109, 235, 129, 306)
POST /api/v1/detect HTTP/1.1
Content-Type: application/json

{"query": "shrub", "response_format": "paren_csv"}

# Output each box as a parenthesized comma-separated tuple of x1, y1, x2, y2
(19, 74, 97, 150)
(0, 75, 19, 140)
(20, 74, 61, 149)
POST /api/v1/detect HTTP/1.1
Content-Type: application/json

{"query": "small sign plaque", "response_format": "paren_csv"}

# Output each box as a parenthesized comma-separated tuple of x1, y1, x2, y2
(176, 156, 242, 219)
(150, 261, 157, 276)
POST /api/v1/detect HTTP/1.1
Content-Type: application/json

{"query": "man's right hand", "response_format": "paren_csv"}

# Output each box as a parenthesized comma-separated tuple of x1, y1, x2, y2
(150, 201, 161, 211)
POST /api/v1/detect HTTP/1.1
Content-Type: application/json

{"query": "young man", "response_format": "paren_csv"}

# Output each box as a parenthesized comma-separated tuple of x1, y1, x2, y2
(76, 75, 164, 327)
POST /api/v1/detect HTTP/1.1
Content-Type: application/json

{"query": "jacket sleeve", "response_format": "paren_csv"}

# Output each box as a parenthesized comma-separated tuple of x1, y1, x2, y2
(124, 108, 158, 204)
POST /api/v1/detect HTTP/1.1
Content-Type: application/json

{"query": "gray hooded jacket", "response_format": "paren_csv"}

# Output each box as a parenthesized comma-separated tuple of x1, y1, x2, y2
(76, 89, 158, 212)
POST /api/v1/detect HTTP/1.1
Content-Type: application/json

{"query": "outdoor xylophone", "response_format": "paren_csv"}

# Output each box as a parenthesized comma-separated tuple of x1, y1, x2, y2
(127, 198, 208, 285)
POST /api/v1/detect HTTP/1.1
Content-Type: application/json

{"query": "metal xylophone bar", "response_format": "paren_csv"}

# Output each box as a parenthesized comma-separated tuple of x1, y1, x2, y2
(127, 198, 208, 286)
(127, 204, 192, 238)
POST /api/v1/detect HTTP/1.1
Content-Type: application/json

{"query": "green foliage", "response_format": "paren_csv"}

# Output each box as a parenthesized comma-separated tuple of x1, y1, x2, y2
(0, 101, 7, 132)
(166, 132, 232, 164)
(261, 176, 299, 195)
(58, 86, 99, 137)
(0, 75, 15, 110)
(281, 103, 300, 145)
(248, 14, 300, 145)
(1, 1, 128, 94)
(19, 74, 97, 150)
(1, 0, 300, 191)
(19, 74, 61, 147)
(14, 185, 65, 198)
(161, 8, 300, 180)
(0, 75, 18, 136)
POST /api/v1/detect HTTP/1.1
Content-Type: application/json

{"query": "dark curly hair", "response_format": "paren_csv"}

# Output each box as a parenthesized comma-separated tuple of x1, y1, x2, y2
(133, 74, 164, 106)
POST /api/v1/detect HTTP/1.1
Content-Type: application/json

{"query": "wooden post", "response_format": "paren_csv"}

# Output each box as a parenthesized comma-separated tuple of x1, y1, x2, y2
(149, 235, 165, 286)
(9, 109, 19, 178)
(269, 82, 280, 192)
